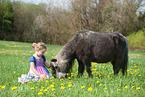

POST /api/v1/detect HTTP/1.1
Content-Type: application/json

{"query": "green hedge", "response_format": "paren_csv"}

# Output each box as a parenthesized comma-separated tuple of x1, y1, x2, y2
(127, 28, 145, 50)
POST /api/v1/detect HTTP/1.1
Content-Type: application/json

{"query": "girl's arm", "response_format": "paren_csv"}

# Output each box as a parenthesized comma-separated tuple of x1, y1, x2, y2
(44, 60, 51, 68)
(30, 62, 46, 77)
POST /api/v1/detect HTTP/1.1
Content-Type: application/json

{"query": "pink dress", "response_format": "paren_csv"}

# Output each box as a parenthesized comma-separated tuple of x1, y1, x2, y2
(18, 55, 52, 84)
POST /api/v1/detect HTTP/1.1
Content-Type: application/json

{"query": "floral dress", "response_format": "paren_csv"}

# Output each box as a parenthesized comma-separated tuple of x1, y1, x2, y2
(18, 55, 52, 84)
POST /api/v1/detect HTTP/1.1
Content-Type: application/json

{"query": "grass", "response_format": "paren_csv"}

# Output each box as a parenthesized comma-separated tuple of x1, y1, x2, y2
(0, 40, 145, 97)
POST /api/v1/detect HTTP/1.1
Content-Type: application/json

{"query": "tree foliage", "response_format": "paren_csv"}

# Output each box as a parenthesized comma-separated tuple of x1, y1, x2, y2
(0, 0, 145, 45)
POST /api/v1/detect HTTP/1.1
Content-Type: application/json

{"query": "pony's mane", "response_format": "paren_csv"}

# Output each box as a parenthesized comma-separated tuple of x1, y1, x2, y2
(56, 32, 83, 72)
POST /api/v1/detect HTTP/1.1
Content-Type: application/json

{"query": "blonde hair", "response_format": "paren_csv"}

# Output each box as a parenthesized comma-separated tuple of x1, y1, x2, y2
(32, 42, 47, 51)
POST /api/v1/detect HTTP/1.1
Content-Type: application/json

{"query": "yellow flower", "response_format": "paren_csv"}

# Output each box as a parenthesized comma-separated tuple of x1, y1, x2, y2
(87, 87, 93, 91)
(68, 77, 71, 79)
(44, 89, 47, 91)
(124, 86, 128, 88)
(51, 88, 55, 91)
(30, 87, 35, 90)
(1, 86, 5, 89)
(11, 86, 17, 90)
(134, 70, 137, 72)
(29, 81, 32, 83)
(47, 87, 50, 89)
(96, 77, 98, 79)
(50, 84, 54, 87)
(136, 87, 141, 90)
(99, 84, 103, 86)
(40, 77, 43, 80)
(138, 74, 141, 76)
(61, 83, 64, 86)
(81, 86, 85, 89)
(32, 79, 35, 81)
(68, 84, 72, 87)
(131, 86, 135, 88)
(13, 71, 16, 73)
(38, 92, 43, 95)
(105, 87, 107, 89)
(17, 73, 20, 75)
(117, 89, 120, 91)
(96, 81, 99, 83)
(60, 86, 65, 89)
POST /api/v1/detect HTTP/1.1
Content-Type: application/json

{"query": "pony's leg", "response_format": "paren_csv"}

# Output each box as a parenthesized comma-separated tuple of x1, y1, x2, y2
(85, 61, 93, 78)
(77, 60, 85, 77)
(111, 59, 121, 75)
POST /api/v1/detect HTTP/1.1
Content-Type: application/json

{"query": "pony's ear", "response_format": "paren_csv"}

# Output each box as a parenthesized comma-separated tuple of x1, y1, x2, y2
(51, 58, 57, 62)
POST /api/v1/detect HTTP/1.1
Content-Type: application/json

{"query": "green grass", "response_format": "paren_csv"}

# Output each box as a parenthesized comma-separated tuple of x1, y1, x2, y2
(0, 40, 145, 97)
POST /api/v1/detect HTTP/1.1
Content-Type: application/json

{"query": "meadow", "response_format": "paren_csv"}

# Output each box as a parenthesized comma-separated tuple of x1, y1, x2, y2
(0, 41, 144, 97)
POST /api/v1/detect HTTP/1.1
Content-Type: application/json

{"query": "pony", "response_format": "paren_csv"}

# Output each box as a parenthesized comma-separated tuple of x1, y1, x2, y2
(50, 30, 128, 79)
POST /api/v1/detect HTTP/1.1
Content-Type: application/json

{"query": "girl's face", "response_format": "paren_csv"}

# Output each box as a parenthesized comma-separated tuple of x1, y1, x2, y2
(37, 49, 46, 57)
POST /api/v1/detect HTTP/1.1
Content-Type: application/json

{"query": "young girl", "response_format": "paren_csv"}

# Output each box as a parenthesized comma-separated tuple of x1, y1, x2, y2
(18, 42, 52, 83)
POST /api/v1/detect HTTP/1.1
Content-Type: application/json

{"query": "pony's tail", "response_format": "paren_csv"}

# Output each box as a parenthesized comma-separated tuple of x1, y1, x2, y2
(121, 38, 129, 75)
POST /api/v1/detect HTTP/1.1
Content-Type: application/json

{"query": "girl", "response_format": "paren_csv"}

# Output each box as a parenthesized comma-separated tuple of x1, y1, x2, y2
(18, 42, 52, 83)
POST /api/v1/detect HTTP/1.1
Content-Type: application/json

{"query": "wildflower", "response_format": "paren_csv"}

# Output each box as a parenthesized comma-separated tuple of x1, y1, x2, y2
(134, 70, 137, 72)
(68, 77, 71, 79)
(29, 81, 32, 83)
(17, 73, 20, 75)
(51, 88, 55, 91)
(117, 89, 120, 91)
(127, 69, 129, 72)
(13, 71, 16, 73)
(96, 77, 98, 79)
(38, 92, 43, 95)
(68, 84, 72, 87)
(11, 86, 17, 90)
(47, 87, 50, 89)
(1, 86, 5, 89)
(50, 84, 54, 87)
(44, 89, 47, 91)
(60, 83, 64, 86)
(136, 87, 141, 90)
(81, 86, 85, 89)
(124, 86, 128, 88)
(60, 86, 65, 89)
(60, 79, 63, 81)
(30, 87, 35, 90)
(87, 87, 93, 91)
(96, 81, 99, 83)
(138, 74, 141, 76)
(105, 87, 107, 89)
(131, 86, 135, 88)
(32, 79, 35, 81)
(99, 84, 103, 86)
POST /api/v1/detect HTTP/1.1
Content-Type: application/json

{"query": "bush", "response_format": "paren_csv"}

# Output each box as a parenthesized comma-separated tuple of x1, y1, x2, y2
(127, 28, 145, 50)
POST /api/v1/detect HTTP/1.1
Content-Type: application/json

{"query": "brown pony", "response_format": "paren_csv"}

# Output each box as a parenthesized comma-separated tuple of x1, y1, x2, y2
(50, 30, 128, 79)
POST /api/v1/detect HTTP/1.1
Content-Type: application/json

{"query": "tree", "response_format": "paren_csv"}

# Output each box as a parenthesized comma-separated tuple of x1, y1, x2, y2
(0, 0, 14, 40)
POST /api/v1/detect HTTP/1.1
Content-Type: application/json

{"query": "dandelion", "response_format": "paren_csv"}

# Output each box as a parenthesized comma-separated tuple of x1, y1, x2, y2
(81, 86, 85, 89)
(117, 89, 121, 91)
(136, 87, 141, 90)
(87, 87, 93, 91)
(138, 74, 141, 76)
(131, 86, 135, 88)
(105, 87, 107, 89)
(68, 84, 72, 87)
(99, 84, 103, 86)
(51, 88, 55, 91)
(30, 87, 35, 90)
(96, 77, 98, 79)
(11, 86, 17, 90)
(68, 77, 71, 79)
(60, 86, 65, 89)
(29, 81, 32, 83)
(134, 70, 137, 72)
(1, 86, 5, 89)
(96, 81, 100, 83)
(38, 92, 43, 95)
(44, 89, 47, 91)
(32, 79, 35, 81)
(61, 83, 64, 86)
(124, 86, 128, 88)
(13, 71, 16, 73)
(17, 73, 20, 75)
(50, 84, 54, 87)
(47, 87, 50, 89)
